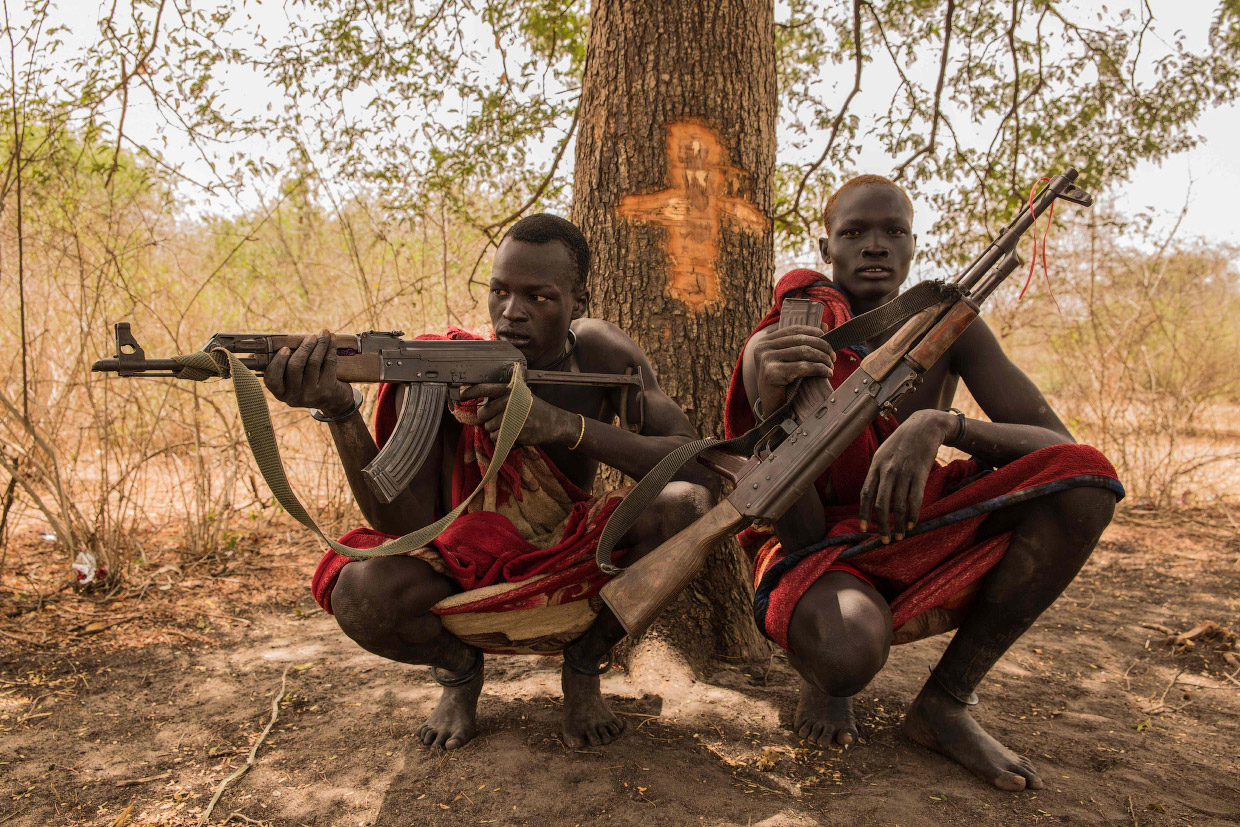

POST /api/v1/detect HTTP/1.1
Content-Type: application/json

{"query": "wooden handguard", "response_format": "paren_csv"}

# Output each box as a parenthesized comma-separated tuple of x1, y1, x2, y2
(600, 500, 747, 637)
(907, 302, 979, 370)
(859, 301, 951, 380)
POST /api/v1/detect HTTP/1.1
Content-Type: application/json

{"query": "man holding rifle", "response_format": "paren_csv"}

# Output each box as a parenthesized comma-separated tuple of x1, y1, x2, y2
(729, 175, 1123, 790)
(266, 213, 712, 750)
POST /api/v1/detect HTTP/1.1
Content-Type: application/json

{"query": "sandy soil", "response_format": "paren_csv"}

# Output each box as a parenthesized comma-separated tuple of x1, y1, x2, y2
(1, 512, 1238, 827)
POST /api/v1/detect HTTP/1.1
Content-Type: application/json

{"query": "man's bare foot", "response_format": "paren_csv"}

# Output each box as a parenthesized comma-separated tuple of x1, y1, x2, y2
(904, 679, 1043, 791)
(794, 680, 858, 747)
(417, 664, 483, 750)
(561, 666, 625, 748)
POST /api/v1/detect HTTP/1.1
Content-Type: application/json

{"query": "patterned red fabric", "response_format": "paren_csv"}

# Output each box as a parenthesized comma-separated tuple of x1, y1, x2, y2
(309, 328, 625, 614)
(727, 269, 1122, 651)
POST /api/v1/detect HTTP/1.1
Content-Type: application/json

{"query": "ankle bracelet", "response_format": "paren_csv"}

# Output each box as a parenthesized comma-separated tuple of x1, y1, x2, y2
(562, 639, 612, 676)
(929, 666, 979, 705)
(432, 647, 483, 687)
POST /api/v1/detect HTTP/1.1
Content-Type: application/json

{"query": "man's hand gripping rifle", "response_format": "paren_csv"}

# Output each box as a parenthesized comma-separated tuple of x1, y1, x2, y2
(93, 327, 645, 504)
(594, 168, 1093, 638)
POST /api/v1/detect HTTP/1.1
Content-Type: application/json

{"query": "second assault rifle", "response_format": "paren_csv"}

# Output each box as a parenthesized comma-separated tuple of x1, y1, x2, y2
(593, 168, 1094, 637)
(93, 326, 645, 504)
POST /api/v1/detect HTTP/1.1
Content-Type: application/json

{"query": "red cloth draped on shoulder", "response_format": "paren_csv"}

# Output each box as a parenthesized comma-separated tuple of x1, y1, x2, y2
(725, 270, 1123, 650)
(309, 327, 628, 615)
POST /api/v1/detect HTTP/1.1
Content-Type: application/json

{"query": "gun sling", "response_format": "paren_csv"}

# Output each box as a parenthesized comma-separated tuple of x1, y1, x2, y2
(169, 348, 534, 560)
(593, 279, 960, 574)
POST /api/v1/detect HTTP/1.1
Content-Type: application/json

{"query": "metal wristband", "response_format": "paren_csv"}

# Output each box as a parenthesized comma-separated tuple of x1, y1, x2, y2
(944, 407, 968, 447)
(311, 387, 364, 423)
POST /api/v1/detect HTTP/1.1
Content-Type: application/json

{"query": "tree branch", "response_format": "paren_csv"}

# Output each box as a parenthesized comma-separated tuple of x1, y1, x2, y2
(893, 0, 954, 180)
(481, 100, 579, 235)
(776, 0, 864, 236)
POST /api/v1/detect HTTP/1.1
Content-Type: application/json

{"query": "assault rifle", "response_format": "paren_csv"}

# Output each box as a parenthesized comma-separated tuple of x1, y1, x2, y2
(594, 168, 1093, 637)
(92, 325, 645, 503)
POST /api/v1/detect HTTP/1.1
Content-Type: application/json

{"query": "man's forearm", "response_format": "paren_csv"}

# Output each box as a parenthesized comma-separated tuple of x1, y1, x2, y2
(570, 417, 714, 487)
(774, 488, 828, 553)
(944, 412, 1073, 466)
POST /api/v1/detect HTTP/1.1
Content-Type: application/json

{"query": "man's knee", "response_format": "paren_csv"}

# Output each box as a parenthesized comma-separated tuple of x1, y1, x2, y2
(1053, 485, 1116, 544)
(1029, 486, 1115, 564)
(651, 481, 713, 536)
(331, 557, 450, 647)
(791, 575, 891, 697)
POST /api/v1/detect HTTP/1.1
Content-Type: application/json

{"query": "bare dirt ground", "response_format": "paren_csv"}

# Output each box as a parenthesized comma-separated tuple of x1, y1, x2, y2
(2, 510, 1238, 827)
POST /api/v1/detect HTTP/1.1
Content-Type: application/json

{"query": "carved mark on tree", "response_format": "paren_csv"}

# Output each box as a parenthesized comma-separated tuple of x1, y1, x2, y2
(617, 122, 767, 312)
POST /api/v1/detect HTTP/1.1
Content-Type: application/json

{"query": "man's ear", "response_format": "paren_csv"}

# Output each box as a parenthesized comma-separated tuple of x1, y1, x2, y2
(818, 236, 831, 264)
(572, 288, 589, 320)
(912, 233, 918, 257)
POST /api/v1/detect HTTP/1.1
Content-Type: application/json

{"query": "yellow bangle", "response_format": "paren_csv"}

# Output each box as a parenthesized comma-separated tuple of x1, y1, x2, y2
(569, 414, 586, 450)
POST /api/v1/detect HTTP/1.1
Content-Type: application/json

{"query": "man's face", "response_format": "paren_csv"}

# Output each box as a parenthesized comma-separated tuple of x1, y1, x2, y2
(488, 238, 585, 366)
(819, 183, 916, 304)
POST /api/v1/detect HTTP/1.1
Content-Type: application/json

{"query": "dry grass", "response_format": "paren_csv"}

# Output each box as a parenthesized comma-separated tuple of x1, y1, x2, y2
(2, 147, 1237, 596)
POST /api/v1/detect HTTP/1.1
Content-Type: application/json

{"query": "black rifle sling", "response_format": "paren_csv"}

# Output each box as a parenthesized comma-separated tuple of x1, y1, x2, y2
(595, 280, 957, 574)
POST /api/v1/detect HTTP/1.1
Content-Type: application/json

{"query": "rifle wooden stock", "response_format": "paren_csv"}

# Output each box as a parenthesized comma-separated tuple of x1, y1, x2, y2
(600, 499, 747, 637)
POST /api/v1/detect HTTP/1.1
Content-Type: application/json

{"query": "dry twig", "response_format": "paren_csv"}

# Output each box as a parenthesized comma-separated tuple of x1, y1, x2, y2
(116, 770, 171, 787)
(198, 665, 291, 826)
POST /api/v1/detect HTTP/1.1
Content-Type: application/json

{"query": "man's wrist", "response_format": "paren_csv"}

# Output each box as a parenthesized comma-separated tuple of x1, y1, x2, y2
(312, 387, 363, 423)
(940, 408, 968, 447)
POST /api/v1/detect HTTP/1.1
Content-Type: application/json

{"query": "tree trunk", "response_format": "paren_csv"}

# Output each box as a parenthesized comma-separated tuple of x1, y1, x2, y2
(572, 0, 776, 668)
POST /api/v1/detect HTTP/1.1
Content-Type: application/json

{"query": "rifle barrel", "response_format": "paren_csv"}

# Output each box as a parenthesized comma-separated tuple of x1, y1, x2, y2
(91, 356, 267, 377)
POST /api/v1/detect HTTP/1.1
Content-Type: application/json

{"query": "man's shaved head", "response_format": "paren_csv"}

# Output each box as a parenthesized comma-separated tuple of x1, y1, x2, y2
(823, 174, 914, 234)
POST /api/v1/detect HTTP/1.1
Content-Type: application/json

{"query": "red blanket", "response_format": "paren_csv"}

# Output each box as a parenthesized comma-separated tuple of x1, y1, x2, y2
(726, 270, 1124, 650)
(310, 327, 627, 614)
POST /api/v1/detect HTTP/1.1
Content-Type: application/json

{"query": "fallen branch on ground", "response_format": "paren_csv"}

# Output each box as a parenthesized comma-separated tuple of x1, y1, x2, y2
(197, 665, 291, 827)
(1164, 621, 1237, 654)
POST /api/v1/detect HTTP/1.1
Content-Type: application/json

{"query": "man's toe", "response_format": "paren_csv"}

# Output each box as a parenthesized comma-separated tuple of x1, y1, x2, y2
(1019, 762, 1043, 789)
(796, 722, 813, 739)
(835, 727, 855, 747)
(992, 771, 1027, 791)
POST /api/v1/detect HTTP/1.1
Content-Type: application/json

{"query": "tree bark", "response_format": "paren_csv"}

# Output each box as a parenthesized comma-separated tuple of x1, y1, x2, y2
(573, 0, 776, 667)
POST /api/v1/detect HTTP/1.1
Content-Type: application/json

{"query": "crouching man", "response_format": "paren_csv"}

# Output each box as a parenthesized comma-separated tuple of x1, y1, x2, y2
(728, 176, 1123, 789)
(266, 214, 711, 749)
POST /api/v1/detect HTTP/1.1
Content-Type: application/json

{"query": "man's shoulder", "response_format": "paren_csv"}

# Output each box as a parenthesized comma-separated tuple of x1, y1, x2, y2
(570, 318, 646, 369)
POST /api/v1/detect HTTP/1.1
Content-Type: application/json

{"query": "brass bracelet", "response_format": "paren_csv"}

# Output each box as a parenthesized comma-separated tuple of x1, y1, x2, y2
(569, 414, 586, 450)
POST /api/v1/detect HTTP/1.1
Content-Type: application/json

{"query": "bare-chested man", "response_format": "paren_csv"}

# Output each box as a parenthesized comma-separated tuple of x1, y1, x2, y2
(265, 214, 711, 750)
(728, 175, 1123, 790)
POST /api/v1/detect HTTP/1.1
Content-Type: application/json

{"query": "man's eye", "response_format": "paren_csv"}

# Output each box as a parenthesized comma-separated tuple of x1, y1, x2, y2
(841, 230, 860, 238)
(491, 288, 509, 297)
(532, 295, 549, 302)
(888, 228, 907, 236)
